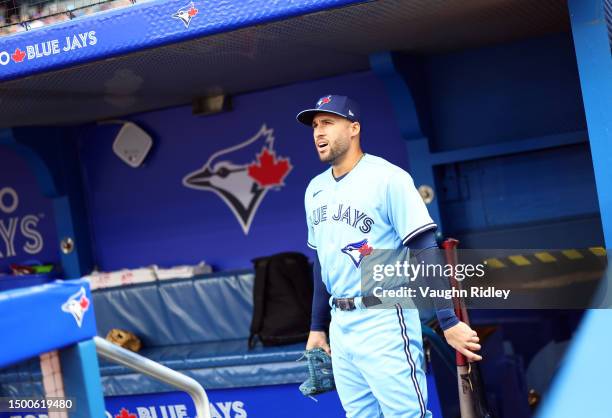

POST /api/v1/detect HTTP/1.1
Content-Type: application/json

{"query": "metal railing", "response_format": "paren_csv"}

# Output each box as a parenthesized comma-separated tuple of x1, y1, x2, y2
(94, 336, 212, 418)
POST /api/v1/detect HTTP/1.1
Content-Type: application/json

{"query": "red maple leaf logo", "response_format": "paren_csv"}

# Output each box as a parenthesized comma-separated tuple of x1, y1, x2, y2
(321, 97, 330, 104)
(116, 408, 137, 418)
(248, 148, 292, 187)
(358, 243, 373, 257)
(79, 295, 90, 311)
(188, 6, 198, 17)
(11, 48, 25, 63)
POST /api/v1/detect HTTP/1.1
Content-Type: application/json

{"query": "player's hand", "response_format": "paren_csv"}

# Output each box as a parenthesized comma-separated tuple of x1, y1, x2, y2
(306, 330, 331, 356)
(443, 321, 482, 362)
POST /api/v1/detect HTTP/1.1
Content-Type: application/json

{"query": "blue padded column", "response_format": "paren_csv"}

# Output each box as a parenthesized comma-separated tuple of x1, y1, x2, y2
(569, 0, 612, 245)
(537, 1, 612, 416)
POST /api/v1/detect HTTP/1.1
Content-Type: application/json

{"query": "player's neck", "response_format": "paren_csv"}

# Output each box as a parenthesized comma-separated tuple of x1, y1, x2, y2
(332, 149, 365, 178)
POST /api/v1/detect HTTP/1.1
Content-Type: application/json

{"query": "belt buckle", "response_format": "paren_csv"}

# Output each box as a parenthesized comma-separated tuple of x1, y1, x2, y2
(336, 298, 356, 311)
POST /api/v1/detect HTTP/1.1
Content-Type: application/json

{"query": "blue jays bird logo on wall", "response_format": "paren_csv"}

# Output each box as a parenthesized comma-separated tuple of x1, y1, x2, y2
(61, 287, 90, 328)
(341, 239, 373, 268)
(172, 1, 199, 28)
(183, 124, 292, 234)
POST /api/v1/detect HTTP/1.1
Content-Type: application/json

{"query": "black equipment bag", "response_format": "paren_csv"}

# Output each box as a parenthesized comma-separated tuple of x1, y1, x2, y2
(248, 252, 313, 348)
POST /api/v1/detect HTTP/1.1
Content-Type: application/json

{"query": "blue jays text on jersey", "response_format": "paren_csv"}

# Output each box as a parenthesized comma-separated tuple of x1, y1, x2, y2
(310, 203, 374, 233)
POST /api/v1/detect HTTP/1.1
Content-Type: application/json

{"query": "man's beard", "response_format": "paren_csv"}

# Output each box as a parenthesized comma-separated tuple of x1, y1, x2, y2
(320, 137, 350, 164)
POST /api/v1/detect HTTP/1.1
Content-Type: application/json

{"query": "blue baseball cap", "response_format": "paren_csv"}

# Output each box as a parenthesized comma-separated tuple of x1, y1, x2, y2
(296, 95, 361, 126)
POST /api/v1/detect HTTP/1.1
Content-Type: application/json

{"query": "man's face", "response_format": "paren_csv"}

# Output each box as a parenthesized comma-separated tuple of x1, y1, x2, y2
(311, 113, 353, 163)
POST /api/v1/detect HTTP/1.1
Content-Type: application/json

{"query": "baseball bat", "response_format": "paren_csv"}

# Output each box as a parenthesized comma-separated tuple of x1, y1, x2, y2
(441, 238, 493, 418)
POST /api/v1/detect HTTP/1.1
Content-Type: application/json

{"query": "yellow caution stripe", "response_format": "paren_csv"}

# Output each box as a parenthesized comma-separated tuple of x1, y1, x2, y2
(484, 258, 506, 269)
(481, 248, 607, 269)
(508, 255, 531, 266)
(589, 247, 607, 256)
(534, 252, 557, 263)
(562, 249, 583, 260)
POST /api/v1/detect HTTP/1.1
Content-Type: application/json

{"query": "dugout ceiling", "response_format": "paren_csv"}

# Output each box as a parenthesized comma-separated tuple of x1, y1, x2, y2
(0, 0, 570, 128)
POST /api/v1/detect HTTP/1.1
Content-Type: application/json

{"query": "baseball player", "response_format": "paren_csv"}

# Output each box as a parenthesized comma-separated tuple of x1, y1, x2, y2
(297, 95, 482, 417)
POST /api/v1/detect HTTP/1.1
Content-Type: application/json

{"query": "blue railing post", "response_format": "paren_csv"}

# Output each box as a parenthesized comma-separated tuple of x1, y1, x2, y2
(59, 340, 107, 418)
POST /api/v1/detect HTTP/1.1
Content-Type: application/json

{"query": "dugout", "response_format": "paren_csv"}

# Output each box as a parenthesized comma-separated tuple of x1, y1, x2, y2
(0, 1, 611, 417)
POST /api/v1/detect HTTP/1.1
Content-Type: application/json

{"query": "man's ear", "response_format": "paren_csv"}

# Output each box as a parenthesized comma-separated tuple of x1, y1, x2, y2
(351, 121, 361, 137)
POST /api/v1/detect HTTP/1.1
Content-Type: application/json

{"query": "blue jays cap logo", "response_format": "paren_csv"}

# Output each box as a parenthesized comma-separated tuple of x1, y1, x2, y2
(316, 95, 332, 108)
(183, 124, 292, 234)
(61, 287, 90, 328)
(341, 239, 373, 268)
(172, 1, 199, 28)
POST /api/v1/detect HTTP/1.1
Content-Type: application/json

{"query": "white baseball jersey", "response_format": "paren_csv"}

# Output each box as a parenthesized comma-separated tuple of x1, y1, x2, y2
(305, 153, 436, 298)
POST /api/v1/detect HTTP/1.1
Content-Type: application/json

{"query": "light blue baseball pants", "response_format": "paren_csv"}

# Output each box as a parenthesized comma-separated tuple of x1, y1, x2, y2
(329, 303, 432, 418)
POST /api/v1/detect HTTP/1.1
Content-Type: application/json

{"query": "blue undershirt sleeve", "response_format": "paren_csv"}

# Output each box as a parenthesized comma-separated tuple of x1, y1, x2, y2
(407, 230, 460, 331)
(310, 253, 332, 331)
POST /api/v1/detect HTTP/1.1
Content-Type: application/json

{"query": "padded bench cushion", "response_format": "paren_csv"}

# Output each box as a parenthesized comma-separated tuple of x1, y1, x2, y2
(99, 339, 306, 375)
(0, 340, 308, 396)
(101, 361, 309, 394)
(100, 340, 309, 394)
(92, 270, 255, 346)
(93, 269, 310, 393)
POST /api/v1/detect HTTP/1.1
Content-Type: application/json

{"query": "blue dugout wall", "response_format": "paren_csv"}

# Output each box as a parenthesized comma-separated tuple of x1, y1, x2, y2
(74, 32, 603, 267)
(75, 71, 409, 271)
(2, 32, 600, 271)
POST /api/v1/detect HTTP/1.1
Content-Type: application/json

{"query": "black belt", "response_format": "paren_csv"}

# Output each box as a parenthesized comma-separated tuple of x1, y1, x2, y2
(332, 296, 382, 311)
